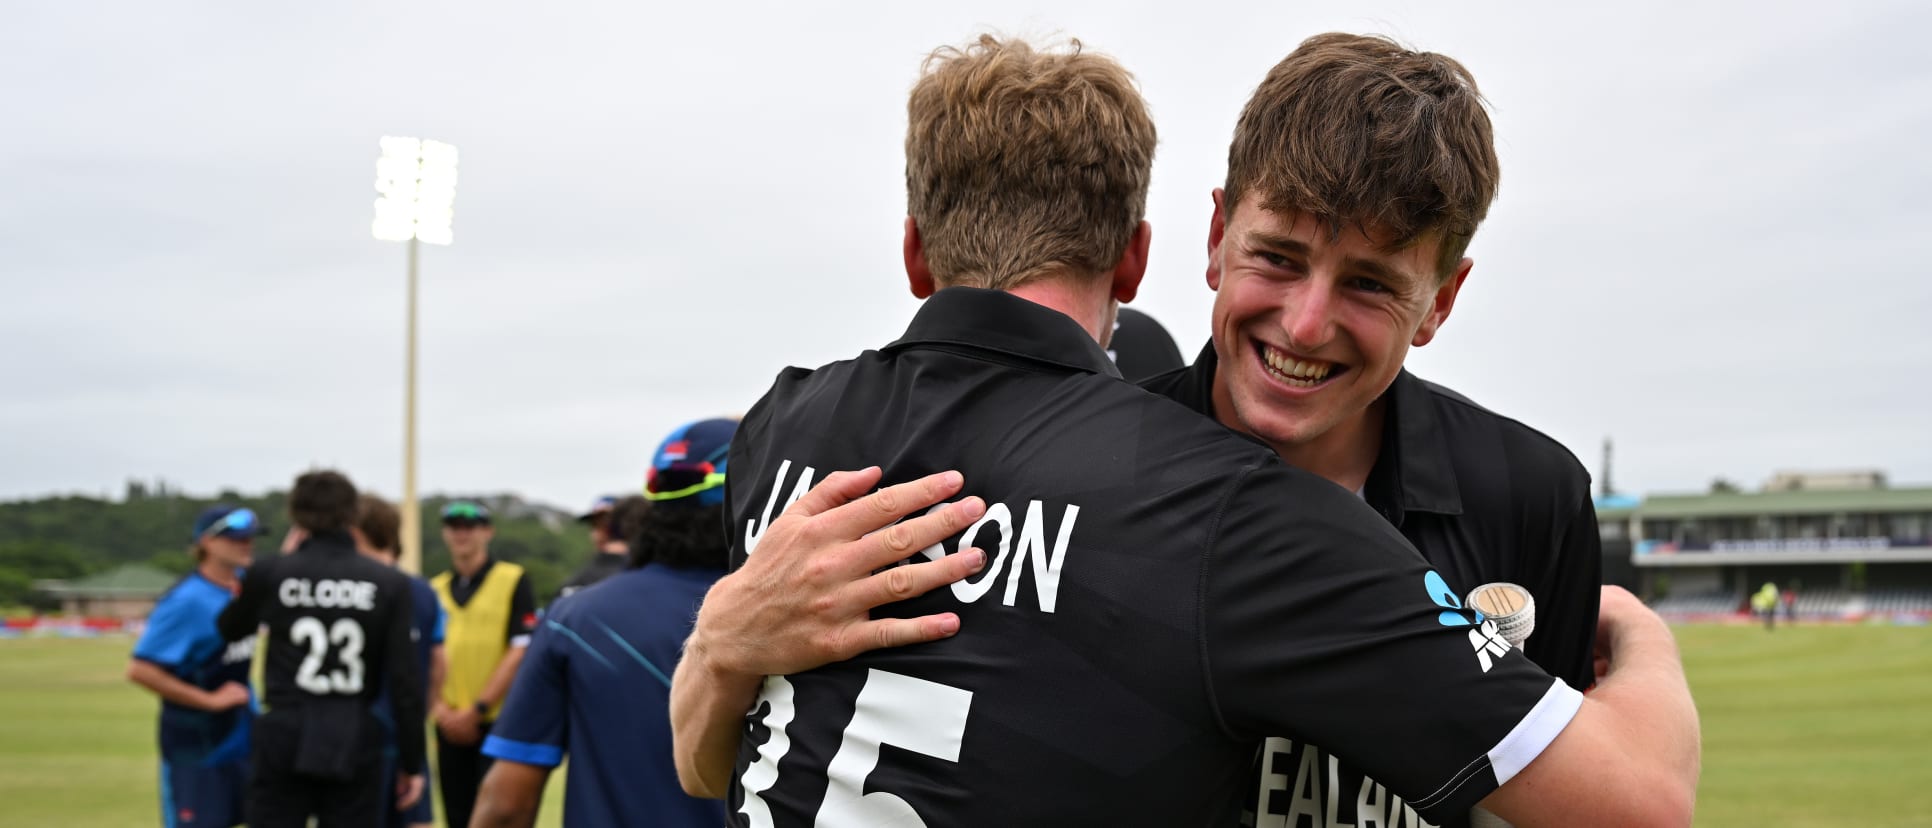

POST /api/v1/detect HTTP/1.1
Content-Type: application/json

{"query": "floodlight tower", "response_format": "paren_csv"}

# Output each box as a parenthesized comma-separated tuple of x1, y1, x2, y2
(372, 136, 458, 575)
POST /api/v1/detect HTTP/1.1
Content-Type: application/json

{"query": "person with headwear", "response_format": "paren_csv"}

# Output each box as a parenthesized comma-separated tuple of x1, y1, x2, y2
(428, 499, 537, 828)
(554, 494, 634, 601)
(469, 418, 735, 827)
(126, 505, 265, 828)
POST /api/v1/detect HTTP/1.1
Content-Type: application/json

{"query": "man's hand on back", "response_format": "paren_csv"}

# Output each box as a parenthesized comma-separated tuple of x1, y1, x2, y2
(687, 467, 988, 678)
(672, 467, 986, 798)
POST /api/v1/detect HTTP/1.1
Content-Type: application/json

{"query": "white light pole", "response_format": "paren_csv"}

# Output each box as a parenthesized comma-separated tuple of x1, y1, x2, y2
(373, 136, 458, 575)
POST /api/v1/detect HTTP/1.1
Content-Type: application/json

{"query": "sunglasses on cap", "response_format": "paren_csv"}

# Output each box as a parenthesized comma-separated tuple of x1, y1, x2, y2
(202, 508, 261, 540)
(441, 502, 491, 524)
(645, 462, 727, 502)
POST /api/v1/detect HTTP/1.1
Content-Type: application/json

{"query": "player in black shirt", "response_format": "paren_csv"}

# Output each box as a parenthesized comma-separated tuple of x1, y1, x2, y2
(217, 470, 425, 828)
(671, 35, 1698, 827)
(1128, 34, 1603, 828)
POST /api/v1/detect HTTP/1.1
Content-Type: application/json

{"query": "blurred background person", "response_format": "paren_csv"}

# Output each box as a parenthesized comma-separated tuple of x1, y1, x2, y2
(216, 471, 424, 827)
(354, 495, 446, 828)
(470, 418, 736, 828)
(1754, 581, 1781, 631)
(126, 505, 264, 828)
(553, 494, 633, 601)
(429, 501, 535, 828)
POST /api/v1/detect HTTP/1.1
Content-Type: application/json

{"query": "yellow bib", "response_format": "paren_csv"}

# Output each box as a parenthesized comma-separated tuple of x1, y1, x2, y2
(432, 560, 525, 720)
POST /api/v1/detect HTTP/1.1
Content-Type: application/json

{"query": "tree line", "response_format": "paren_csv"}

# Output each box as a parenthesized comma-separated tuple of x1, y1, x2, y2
(0, 480, 595, 612)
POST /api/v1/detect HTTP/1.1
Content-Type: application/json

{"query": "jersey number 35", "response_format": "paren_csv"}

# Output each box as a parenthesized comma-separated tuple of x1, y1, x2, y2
(740, 668, 973, 828)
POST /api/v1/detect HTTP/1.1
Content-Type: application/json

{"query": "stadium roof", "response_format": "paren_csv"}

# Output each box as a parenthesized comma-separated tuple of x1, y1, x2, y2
(1594, 493, 1641, 519)
(1631, 486, 1932, 519)
(34, 563, 178, 597)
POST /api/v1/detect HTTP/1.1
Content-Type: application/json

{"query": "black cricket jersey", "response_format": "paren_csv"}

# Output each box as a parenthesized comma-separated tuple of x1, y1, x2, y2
(217, 531, 425, 774)
(723, 288, 1583, 827)
(1143, 344, 1602, 828)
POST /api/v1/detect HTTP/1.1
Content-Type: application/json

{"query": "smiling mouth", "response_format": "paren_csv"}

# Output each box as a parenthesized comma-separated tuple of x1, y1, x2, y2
(1256, 342, 1343, 389)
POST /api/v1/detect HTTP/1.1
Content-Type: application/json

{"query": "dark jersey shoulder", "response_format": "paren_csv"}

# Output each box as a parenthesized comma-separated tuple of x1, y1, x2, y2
(1417, 378, 1592, 506)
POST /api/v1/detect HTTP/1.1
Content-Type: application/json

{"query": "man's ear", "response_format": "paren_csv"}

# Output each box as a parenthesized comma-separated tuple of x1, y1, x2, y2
(1111, 220, 1152, 303)
(904, 216, 937, 299)
(1205, 188, 1228, 291)
(1413, 257, 1473, 347)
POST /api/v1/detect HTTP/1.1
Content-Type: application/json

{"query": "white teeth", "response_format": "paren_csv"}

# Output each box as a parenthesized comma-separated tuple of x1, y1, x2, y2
(1262, 346, 1333, 383)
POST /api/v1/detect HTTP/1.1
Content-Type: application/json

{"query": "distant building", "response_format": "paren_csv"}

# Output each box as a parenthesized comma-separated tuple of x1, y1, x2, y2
(34, 563, 178, 620)
(1762, 468, 1888, 492)
(1597, 471, 1932, 619)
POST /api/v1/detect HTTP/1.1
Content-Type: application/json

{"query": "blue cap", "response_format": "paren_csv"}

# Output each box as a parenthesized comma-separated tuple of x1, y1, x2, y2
(192, 506, 264, 542)
(441, 501, 492, 525)
(577, 495, 619, 523)
(645, 418, 737, 507)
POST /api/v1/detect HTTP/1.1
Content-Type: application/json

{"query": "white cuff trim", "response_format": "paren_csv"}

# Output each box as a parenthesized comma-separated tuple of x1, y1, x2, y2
(1489, 678, 1584, 785)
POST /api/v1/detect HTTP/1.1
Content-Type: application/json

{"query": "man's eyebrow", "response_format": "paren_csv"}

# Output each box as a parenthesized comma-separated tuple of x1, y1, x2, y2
(1346, 256, 1424, 291)
(1244, 230, 1311, 257)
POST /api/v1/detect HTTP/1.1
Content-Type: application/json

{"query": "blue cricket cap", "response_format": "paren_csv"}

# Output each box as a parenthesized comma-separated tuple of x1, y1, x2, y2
(577, 495, 620, 524)
(192, 505, 265, 542)
(644, 417, 737, 507)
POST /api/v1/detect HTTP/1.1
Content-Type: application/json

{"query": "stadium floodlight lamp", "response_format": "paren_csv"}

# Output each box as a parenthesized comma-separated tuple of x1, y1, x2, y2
(372, 136, 459, 245)
(371, 135, 458, 576)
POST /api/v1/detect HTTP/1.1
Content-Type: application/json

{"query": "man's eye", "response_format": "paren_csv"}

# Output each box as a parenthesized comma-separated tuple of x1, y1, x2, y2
(1349, 277, 1391, 294)
(1257, 251, 1288, 267)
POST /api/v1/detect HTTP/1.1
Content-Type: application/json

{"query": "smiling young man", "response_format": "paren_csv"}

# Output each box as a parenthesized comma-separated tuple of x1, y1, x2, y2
(1132, 35, 1604, 826)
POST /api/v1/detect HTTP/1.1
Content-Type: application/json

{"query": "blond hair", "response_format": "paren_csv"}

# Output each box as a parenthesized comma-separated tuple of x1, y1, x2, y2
(906, 35, 1157, 290)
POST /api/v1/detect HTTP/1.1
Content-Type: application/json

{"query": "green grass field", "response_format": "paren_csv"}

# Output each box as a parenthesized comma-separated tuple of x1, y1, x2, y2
(0, 635, 565, 828)
(2, 625, 1928, 827)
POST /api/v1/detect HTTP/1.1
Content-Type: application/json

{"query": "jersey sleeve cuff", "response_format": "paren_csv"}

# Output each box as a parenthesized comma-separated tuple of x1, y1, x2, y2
(481, 734, 563, 768)
(1409, 677, 1585, 819)
(1487, 677, 1585, 785)
(509, 634, 532, 648)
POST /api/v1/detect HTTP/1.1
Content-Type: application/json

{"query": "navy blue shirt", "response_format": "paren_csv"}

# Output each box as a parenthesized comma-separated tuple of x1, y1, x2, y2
(484, 565, 727, 828)
(132, 572, 257, 766)
(375, 576, 446, 742)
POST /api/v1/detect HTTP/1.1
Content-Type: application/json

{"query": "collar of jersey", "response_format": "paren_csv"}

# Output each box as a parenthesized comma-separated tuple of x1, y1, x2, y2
(884, 287, 1122, 379)
(292, 529, 359, 556)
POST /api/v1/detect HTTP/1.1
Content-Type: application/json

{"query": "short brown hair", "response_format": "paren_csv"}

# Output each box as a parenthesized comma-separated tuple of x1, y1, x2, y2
(1225, 33, 1498, 278)
(289, 470, 359, 534)
(906, 35, 1157, 290)
(356, 494, 401, 555)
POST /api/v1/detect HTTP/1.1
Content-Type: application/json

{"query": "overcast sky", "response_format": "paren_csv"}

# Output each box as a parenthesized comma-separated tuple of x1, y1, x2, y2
(4, 0, 1928, 510)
